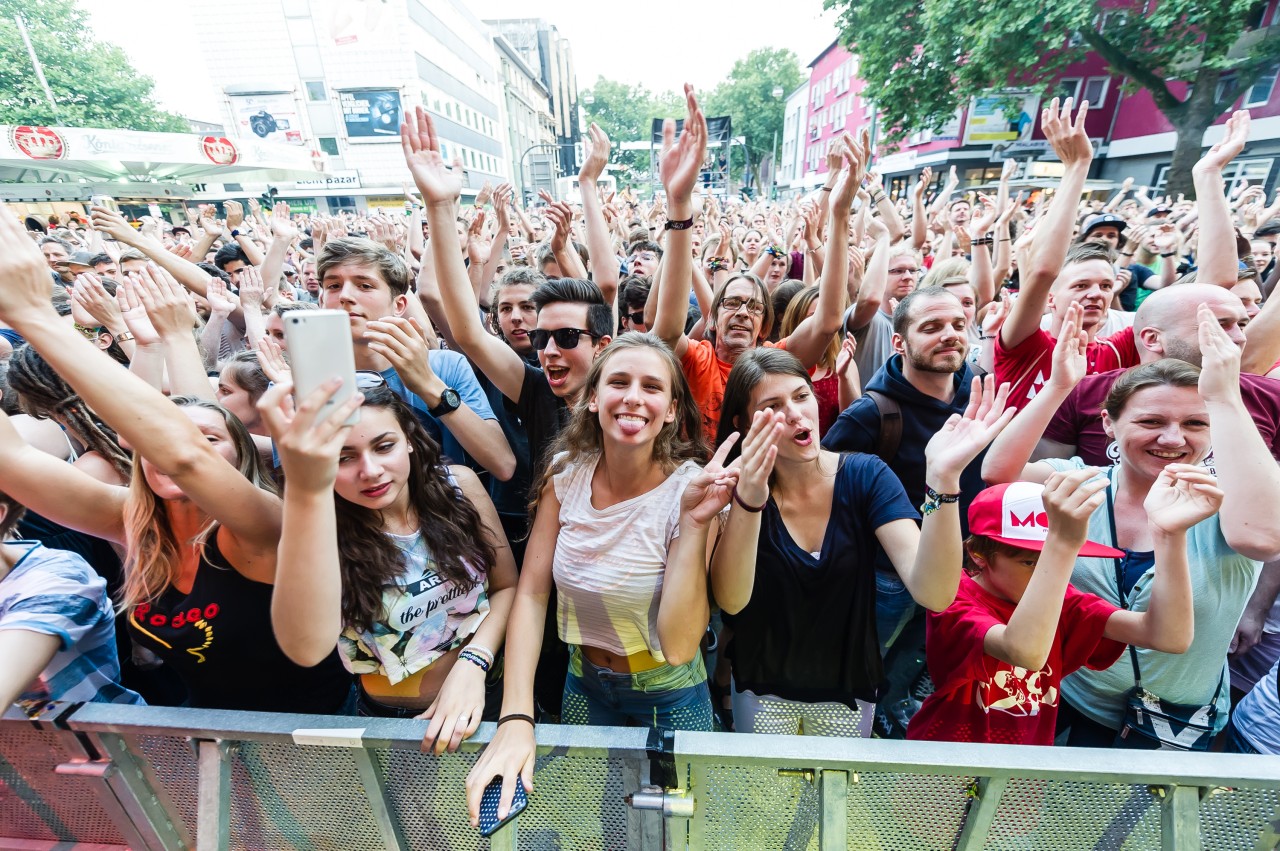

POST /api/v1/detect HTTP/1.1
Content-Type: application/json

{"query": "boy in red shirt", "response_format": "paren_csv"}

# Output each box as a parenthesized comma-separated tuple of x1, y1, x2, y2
(908, 466, 1215, 745)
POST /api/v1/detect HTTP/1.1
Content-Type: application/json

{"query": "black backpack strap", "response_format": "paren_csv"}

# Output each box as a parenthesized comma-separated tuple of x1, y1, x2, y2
(865, 390, 902, 462)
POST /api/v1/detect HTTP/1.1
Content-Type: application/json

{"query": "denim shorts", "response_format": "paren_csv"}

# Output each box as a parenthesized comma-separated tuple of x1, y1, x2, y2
(561, 646, 715, 731)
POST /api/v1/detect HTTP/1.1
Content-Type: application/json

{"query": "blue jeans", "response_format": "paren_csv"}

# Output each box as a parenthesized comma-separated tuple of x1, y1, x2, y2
(561, 646, 715, 731)
(875, 570, 916, 655)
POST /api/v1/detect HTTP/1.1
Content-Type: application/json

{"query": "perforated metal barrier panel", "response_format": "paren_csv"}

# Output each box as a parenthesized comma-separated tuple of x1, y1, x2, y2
(3, 704, 1279, 851)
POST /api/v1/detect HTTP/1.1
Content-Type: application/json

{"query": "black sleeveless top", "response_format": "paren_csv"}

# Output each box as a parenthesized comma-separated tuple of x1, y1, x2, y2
(126, 533, 352, 713)
(724, 454, 918, 707)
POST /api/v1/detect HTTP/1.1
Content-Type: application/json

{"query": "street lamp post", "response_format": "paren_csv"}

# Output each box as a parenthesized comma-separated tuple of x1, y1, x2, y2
(771, 86, 784, 200)
(518, 142, 578, 205)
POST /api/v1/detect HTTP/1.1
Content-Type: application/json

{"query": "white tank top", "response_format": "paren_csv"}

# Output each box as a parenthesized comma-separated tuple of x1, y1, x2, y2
(551, 455, 702, 660)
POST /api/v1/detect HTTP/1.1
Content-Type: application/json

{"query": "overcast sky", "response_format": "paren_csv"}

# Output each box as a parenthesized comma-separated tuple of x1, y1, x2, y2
(79, 0, 838, 123)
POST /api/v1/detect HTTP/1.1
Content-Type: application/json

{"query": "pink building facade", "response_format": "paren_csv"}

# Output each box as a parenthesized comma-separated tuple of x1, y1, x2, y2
(782, 13, 1280, 200)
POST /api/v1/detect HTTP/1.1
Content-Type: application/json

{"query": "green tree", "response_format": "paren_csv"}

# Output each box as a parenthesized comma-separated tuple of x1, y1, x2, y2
(0, 0, 189, 131)
(825, 0, 1280, 197)
(581, 77, 682, 191)
(702, 48, 804, 196)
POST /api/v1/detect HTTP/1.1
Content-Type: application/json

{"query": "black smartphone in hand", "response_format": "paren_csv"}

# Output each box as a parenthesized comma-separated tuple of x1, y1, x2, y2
(478, 776, 528, 837)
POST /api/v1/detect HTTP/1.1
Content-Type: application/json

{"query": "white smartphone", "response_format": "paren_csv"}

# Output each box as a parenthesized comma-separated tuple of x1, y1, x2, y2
(282, 309, 360, 426)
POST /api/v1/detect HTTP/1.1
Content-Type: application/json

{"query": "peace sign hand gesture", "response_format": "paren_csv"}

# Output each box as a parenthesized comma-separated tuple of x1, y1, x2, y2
(681, 434, 742, 530)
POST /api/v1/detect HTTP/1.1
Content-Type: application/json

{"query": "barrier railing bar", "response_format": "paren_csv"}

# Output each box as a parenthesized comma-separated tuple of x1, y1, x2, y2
(1161, 784, 1200, 851)
(195, 740, 229, 851)
(91, 732, 192, 851)
(489, 819, 517, 851)
(672, 732, 1280, 789)
(818, 769, 848, 851)
(954, 775, 1009, 850)
(0, 842, 130, 850)
(349, 747, 407, 851)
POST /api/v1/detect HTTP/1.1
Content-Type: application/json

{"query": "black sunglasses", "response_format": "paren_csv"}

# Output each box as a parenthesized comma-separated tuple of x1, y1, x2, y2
(529, 327, 597, 351)
(627, 311, 646, 326)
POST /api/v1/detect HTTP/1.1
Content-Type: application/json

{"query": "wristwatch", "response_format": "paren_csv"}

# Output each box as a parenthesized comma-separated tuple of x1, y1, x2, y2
(429, 387, 461, 417)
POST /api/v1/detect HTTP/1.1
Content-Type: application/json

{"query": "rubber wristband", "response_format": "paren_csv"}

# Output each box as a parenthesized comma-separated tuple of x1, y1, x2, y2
(664, 217, 695, 231)
(820, 186, 834, 192)
(498, 713, 535, 728)
(732, 485, 767, 513)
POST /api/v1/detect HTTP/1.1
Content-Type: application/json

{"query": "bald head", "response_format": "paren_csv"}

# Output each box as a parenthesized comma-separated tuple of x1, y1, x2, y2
(1134, 283, 1249, 366)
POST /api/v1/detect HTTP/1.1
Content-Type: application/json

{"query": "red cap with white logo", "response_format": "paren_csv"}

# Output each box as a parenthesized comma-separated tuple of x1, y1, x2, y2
(968, 481, 1124, 558)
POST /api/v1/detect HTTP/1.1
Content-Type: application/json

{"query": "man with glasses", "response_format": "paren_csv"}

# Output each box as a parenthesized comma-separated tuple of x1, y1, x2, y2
(845, 241, 924, 392)
(628, 241, 663, 278)
(653, 93, 858, 441)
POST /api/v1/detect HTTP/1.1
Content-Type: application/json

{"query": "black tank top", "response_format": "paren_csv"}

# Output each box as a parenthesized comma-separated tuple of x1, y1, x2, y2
(126, 533, 351, 713)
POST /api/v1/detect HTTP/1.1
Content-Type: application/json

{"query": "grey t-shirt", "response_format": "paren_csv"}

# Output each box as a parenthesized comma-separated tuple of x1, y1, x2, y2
(845, 307, 895, 391)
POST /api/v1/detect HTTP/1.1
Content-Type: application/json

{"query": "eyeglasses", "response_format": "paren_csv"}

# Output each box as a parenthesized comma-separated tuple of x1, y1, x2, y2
(631, 252, 659, 263)
(888, 267, 922, 277)
(720, 296, 765, 316)
(355, 370, 388, 390)
(529, 327, 598, 350)
(627, 311, 646, 327)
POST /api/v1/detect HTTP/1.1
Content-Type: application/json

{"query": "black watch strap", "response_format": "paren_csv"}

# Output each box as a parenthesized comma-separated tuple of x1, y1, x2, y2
(429, 387, 461, 417)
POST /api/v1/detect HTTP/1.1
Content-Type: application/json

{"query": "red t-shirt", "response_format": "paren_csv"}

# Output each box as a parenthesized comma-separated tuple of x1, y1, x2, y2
(906, 574, 1125, 746)
(682, 337, 785, 443)
(1044, 370, 1280, 467)
(995, 326, 1139, 411)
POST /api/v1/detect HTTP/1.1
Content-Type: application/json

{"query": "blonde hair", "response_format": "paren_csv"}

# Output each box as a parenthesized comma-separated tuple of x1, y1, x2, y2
(120, 397, 277, 611)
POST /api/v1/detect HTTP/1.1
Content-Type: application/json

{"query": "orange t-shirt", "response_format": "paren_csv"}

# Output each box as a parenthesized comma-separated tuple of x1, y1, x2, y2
(682, 337, 785, 444)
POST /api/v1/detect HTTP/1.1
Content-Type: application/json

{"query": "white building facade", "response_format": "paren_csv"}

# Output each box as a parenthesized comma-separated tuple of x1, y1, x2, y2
(189, 0, 507, 211)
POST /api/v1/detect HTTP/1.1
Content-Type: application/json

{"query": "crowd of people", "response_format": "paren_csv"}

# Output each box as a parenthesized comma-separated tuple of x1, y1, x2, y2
(3, 87, 1280, 826)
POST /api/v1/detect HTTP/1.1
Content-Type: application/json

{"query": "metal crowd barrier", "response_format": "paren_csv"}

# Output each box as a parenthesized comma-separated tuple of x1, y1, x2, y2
(3, 702, 1279, 850)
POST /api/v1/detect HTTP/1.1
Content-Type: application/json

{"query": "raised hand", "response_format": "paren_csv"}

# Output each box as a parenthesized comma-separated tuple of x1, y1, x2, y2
(1145, 464, 1225, 534)
(255, 336, 292, 384)
(579, 122, 611, 183)
(224, 200, 245, 230)
(466, 210, 491, 265)
(401, 105, 464, 205)
(132, 265, 199, 338)
(658, 84, 708, 205)
(364, 316, 437, 393)
(256, 379, 362, 493)
(733, 410, 786, 507)
(90, 205, 140, 245)
(1041, 97, 1092, 167)
(1041, 468, 1110, 550)
(1197, 303, 1243, 405)
(474, 181, 494, 208)
(237, 264, 266, 312)
(680, 434, 741, 528)
(1046, 302, 1088, 391)
(117, 277, 162, 347)
(72, 273, 124, 331)
(0, 201, 64, 324)
(835, 332, 858, 377)
(913, 166, 933, 201)
(1194, 110, 1250, 175)
(271, 201, 298, 242)
(923, 375, 1016, 489)
(205, 275, 237, 317)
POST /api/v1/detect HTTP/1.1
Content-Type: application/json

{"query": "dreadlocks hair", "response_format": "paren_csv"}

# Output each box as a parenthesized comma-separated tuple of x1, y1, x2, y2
(6, 344, 132, 479)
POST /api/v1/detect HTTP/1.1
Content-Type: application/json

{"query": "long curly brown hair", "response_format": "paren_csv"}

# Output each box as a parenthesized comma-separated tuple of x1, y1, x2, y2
(330, 384, 496, 633)
(531, 333, 707, 523)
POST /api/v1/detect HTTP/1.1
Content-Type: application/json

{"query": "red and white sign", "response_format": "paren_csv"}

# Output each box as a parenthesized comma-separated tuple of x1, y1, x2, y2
(11, 125, 65, 160)
(201, 136, 239, 165)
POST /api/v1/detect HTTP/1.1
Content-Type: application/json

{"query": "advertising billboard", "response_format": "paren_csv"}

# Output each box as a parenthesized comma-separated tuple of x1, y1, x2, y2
(340, 89, 403, 141)
(229, 93, 305, 146)
(963, 92, 1040, 145)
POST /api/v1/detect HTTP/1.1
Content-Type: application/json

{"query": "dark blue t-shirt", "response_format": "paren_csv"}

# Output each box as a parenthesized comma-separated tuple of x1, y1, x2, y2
(724, 453, 919, 706)
(380, 349, 496, 473)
